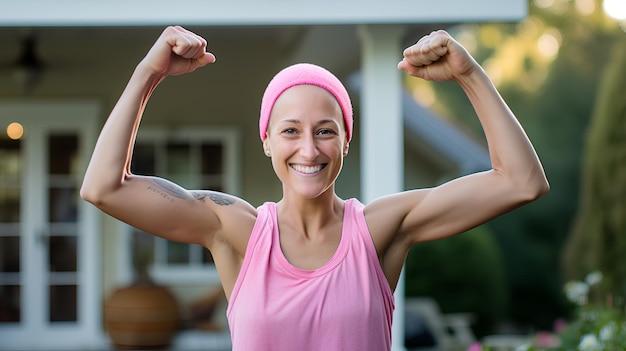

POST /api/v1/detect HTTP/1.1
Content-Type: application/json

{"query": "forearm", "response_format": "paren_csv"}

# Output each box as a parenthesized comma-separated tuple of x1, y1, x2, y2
(457, 68, 549, 197)
(81, 65, 164, 203)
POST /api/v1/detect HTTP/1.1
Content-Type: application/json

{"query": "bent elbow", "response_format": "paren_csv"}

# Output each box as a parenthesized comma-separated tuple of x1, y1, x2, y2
(79, 183, 103, 206)
(79, 176, 119, 207)
(80, 172, 131, 207)
(521, 176, 550, 203)
(538, 178, 550, 197)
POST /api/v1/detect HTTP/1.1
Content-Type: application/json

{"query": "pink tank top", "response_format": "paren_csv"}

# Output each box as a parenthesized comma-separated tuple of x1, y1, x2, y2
(227, 199, 394, 351)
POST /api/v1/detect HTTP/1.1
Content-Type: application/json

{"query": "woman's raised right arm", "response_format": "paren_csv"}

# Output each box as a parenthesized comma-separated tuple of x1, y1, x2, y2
(80, 26, 252, 249)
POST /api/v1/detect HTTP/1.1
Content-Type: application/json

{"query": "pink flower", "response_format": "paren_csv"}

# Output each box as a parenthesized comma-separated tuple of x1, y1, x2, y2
(553, 318, 568, 333)
(535, 331, 561, 347)
(467, 342, 482, 351)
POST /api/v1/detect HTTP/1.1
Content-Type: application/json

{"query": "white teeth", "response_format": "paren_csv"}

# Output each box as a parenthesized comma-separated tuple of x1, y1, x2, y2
(291, 164, 324, 174)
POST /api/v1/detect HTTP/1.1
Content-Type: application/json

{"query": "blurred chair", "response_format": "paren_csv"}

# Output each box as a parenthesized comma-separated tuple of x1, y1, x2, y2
(405, 297, 476, 351)
(481, 334, 531, 351)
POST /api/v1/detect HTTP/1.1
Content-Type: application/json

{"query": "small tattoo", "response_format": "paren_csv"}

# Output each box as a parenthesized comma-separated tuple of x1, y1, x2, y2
(192, 191, 207, 202)
(192, 191, 235, 206)
(210, 193, 235, 206)
(146, 186, 176, 203)
(147, 178, 191, 203)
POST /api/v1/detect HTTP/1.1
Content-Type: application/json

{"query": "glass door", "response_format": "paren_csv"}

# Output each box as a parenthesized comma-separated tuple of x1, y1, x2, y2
(0, 134, 21, 326)
(0, 102, 101, 350)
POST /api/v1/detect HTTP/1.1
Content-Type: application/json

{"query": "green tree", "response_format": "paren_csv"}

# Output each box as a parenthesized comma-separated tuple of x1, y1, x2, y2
(563, 40, 626, 299)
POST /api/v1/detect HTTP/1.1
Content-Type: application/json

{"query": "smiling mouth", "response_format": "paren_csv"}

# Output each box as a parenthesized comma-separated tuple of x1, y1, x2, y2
(290, 164, 327, 174)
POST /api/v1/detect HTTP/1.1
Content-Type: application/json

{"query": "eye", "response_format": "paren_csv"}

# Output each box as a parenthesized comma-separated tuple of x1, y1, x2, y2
(317, 129, 337, 136)
(281, 128, 297, 135)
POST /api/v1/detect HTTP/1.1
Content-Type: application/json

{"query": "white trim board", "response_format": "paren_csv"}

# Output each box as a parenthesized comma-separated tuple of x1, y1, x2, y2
(0, 0, 527, 26)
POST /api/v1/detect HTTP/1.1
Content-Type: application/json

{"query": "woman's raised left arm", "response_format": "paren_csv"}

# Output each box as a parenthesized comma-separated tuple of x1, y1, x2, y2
(367, 30, 549, 260)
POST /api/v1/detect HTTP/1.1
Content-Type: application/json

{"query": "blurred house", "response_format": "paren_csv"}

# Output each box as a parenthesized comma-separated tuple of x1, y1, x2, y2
(0, 1, 524, 350)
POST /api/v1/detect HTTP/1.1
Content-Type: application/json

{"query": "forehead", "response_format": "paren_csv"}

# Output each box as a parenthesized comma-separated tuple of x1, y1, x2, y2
(271, 85, 342, 119)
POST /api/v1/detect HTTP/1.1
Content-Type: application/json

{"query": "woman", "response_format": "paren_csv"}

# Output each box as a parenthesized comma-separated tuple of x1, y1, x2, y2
(81, 26, 549, 350)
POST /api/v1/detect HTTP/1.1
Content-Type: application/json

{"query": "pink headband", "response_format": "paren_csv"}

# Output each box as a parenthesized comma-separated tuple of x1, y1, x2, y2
(259, 63, 353, 142)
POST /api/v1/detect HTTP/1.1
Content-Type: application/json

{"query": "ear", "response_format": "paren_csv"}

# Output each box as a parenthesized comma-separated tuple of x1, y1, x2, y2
(343, 141, 350, 157)
(263, 139, 271, 157)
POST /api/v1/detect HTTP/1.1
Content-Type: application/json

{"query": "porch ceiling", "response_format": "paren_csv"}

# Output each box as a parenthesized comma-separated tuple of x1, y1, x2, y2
(0, 24, 442, 87)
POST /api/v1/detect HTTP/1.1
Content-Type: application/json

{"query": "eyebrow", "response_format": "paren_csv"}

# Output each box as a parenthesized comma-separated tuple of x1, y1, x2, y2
(277, 118, 340, 126)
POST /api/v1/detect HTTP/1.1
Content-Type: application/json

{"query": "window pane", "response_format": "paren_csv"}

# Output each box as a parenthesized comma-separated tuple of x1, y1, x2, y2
(0, 139, 20, 176)
(0, 285, 20, 322)
(48, 135, 78, 175)
(167, 142, 192, 187)
(49, 187, 78, 222)
(201, 177, 223, 192)
(0, 188, 20, 223)
(167, 241, 189, 264)
(132, 230, 155, 274)
(49, 285, 77, 322)
(166, 142, 190, 174)
(0, 237, 20, 273)
(49, 236, 77, 272)
(0, 139, 20, 223)
(131, 143, 156, 175)
(201, 143, 223, 175)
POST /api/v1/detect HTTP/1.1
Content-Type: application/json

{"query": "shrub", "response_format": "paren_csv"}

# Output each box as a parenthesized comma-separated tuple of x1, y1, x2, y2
(405, 226, 507, 336)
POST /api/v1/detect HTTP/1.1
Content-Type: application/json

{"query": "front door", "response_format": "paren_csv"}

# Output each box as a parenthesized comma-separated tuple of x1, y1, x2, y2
(0, 101, 102, 350)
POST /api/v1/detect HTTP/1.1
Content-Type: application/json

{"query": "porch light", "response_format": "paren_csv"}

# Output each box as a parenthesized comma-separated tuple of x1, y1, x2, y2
(7, 122, 24, 140)
(13, 35, 43, 92)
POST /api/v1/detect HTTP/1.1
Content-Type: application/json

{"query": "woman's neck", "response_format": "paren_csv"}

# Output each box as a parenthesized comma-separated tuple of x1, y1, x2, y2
(276, 191, 344, 238)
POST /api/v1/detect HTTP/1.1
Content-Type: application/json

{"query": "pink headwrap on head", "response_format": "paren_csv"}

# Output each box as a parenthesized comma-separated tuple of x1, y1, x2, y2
(259, 63, 353, 142)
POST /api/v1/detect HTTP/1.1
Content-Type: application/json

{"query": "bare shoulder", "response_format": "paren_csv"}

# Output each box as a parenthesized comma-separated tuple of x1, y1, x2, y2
(190, 190, 257, 256)
(363, 189, 429, 253)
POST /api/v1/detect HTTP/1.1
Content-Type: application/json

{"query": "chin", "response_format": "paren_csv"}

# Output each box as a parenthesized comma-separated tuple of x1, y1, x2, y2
(303, 185, 336, 199)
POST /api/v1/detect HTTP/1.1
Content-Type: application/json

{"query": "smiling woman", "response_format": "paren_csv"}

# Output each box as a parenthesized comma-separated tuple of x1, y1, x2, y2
(80, 26, 549, 351)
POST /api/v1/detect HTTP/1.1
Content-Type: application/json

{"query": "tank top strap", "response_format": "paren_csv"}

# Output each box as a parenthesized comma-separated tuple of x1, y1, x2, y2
(227, 202, 275, 312)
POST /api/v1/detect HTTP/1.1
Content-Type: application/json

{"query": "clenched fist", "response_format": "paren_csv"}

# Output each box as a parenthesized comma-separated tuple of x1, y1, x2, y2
(398, 30, 478, 82)
(140, 26, 216, 78)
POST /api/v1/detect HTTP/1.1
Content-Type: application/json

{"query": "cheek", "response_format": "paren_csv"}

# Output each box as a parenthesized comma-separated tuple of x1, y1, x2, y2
(322, 145, 345, 161)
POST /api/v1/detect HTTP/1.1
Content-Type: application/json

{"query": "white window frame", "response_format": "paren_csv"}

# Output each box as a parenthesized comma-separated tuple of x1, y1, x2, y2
(0, 101, 104, 350)
(117, 127, 241, 286)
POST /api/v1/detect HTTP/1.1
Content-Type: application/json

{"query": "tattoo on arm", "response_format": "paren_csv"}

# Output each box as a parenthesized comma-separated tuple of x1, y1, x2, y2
(145, 178, 235, 206)
(146, 178, 192, 203)
(192, 191, 236, 206)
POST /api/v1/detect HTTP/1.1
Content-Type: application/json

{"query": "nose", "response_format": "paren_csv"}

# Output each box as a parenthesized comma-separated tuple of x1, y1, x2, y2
(299, 133, 320, 160)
